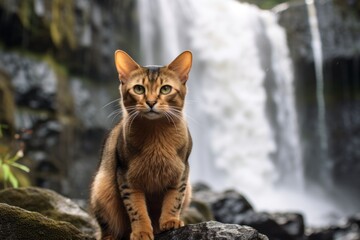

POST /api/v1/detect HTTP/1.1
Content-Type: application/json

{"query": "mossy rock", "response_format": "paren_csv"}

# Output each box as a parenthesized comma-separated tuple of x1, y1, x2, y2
(0, 187, 98, 237)
(182, 200, 215, 224)
(0, 203, 95, 240)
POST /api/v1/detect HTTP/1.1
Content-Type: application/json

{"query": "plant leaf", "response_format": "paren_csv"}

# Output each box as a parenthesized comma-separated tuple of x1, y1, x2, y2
(8, 170, 18, 188)
(11, 162, 30, 173)
(3, 164, 10, 181)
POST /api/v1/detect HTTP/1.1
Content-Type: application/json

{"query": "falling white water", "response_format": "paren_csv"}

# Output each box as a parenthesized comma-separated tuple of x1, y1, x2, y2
(136, 0, 342, 226)
(306, 0, 328, 152)
(262, 12, 304, 188)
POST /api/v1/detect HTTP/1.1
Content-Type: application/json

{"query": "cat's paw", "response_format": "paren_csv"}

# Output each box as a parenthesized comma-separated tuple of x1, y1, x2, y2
(160, 218, 184, 231)
(130, 230, 154, 240)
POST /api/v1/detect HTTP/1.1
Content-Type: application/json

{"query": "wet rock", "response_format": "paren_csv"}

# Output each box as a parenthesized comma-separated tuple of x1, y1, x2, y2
(182, 199, 214, 224)
(0, 51, 57, 111)
(192, 182, 211, 192)
(307, 214, 360, 240)
(193, 186, 305, 240)
(193, 188, 254, 223)
(155, 221, 268, 240)
(270, 212, 305, 238)
(0, 187, 98, 237)
(0, 1, 137, 81)
(0, 69, 15, 132)
(0, 203, 95, 240)
(276, 0, 360, 62)
(234, 211, 300, 240)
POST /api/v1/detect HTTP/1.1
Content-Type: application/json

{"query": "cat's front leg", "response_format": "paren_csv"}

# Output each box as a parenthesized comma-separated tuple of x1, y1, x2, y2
(119, 183, 154, 240)
(159, 174, 189, 232)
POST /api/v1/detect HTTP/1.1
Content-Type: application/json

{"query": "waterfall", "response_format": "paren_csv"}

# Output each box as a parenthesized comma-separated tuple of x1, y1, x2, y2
(305, 0, 330, 184)
(136, 0, 341, 225)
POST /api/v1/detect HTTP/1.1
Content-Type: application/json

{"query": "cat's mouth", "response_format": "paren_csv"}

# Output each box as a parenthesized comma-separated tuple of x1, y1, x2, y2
(143, 109, 162, 120)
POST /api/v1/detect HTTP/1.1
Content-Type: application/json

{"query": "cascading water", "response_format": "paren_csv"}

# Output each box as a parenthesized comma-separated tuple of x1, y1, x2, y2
(305, 0, 331, 185)
(136, 0, 341, 225)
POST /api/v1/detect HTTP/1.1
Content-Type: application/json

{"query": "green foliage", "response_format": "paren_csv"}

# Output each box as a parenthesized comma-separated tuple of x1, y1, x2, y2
(0, 125, 30, 188)
(18, 0, 33, 29)
(1, 0, 78, 49)
(240, 0, 289, 9)
(50, 0, 77, 49)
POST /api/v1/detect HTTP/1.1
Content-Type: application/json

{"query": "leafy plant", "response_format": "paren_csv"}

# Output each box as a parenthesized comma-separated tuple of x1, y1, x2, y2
(0, 124, 30, 188)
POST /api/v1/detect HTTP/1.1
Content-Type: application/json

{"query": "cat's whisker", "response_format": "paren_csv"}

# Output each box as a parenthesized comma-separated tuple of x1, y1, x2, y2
(183, 113, 198, 125)
(108, 109, 122, 119)
(164, 112, 178, 132)
(102, 98, 121, 109)
(167, 111, 184, 125)
(170, 108, 198, 125)
(125, 106, 138, 110)
(126, 110, 140, 134)
(110, 110, 123, 124)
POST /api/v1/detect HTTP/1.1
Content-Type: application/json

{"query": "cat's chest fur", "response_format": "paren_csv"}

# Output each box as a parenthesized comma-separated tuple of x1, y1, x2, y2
(124, 121, 187, 193)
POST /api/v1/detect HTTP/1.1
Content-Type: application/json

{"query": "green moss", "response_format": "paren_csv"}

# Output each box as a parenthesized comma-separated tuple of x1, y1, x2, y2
(0, 187, 54, 212)
(18, 0, 34, 29)
(1, 0, 78, 49)
(182, 200, 214, 224)
(0, 203, 94, 240)
(239, 0, 289, 9)
(50, 0, 77, 49)
(0, 187, 98, 236)
(0, 72, 15, 130)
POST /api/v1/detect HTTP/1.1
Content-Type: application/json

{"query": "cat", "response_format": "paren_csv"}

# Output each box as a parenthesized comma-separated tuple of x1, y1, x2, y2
(90, 50, 193, 240)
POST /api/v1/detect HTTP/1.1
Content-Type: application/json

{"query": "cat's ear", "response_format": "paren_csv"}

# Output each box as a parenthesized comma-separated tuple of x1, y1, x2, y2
(114, 50, 140, 83)
(168, 51, 192, 83)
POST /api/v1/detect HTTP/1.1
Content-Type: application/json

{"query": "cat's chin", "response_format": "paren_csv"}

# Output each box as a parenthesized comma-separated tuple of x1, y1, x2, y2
(143, 112, 163, 120)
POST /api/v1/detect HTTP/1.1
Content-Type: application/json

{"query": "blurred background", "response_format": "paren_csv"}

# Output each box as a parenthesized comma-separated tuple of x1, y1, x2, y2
(0, 0, 359, 227)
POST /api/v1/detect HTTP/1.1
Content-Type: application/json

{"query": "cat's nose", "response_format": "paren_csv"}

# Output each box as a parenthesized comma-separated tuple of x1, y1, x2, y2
(146, 100, 157, 108)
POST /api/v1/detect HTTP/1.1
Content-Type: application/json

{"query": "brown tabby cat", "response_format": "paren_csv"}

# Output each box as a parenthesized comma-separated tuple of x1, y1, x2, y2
(90, 50, 193, 240)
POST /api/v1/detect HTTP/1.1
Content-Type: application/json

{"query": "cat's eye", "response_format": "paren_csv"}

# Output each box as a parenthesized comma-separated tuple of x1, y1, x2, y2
(133, 85, 145, 94)
(160, 85, 172, 95)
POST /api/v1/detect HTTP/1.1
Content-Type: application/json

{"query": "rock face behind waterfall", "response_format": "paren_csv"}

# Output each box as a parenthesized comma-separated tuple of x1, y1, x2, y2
(0, 51, 106, 198)
(0, 1, 132, 199)
(277, 0, 360, 200)
(0, 0, 138, 82)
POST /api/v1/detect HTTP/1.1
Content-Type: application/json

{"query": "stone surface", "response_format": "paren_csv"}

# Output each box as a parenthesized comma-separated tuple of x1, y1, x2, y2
(306, 213, 360, 240)
(0, 187, 98, 237)
(193, 189, 254, 223)
(234, 211, 299, 240)
(277, 0, 360, 62)
(0, 203, 95, 240)
(0, 0, 137, 81)
(193, 187, 305, 240)
(155, 221, 268, 240)
(270, 212, 305, 238)
(0, 51, 104, 197)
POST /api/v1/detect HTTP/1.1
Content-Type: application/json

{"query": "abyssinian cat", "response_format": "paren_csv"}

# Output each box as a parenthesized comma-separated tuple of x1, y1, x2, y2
(90, 50, 193, 240)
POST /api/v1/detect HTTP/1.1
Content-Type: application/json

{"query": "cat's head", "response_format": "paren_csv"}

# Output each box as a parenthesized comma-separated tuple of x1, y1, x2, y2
(114, 50, 192, 120)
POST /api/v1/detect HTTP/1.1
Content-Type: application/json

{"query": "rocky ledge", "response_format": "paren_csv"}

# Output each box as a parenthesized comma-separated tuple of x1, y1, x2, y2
(156, 221, 268, 240)
(0, 203, 94, 240)
(0, 187, 268, 240)
(1, 186, 359, 240)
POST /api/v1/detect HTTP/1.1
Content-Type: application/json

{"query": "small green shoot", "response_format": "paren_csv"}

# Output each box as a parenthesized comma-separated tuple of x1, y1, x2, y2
(0, 125, 30, 188)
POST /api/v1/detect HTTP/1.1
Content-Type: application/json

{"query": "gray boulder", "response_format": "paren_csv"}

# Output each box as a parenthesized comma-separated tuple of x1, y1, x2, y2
(155, 221, 268, 240)
(193, 186, 304, 240)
